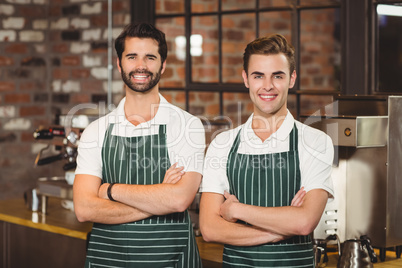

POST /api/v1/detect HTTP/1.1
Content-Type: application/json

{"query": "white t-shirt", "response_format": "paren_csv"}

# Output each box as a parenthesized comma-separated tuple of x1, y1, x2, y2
(200, 111, 334, 199)
(75, 94, 206, 179)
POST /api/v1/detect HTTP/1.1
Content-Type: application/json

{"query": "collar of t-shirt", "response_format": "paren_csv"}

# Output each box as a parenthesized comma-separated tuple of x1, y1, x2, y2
(241, 110, 295, 144)
(113, 93, 170, 129)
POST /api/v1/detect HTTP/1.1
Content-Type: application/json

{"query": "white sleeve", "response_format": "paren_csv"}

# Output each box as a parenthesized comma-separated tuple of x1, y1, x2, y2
(75, 120, 104, 179)
(169, 116, 206, 175)
(199, 131, 233, 195)
(298, 124, 334, 200)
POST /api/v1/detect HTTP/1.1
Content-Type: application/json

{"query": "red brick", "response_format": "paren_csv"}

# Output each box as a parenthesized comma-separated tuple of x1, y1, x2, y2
(199, 92, 216, 102)
(71, 69, 90, 79)
(53, 69, 70, 79)
(20, 81, 44, 91)
(0, 56, 14, 66)
(5, 44, 28, 54)
(91, 15, 108, 27)
(20, 106, 46, 116)
(71, 93, 90, 103)
(165, 1, 184, 13)
(21, 132, 35, 142)
(62, 56, 80, 66)
(4, 93, 31, 103)
(81, 80, 104, 92)
(52, 44, 69, 53)
(0, 82, 15, 91)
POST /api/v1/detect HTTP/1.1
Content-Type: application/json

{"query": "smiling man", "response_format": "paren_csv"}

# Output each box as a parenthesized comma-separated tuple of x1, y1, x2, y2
(199, 34, 334, 267)
(73, 23, 205, 268)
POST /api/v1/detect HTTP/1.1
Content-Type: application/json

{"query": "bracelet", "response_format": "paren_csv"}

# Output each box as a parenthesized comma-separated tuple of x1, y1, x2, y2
(107, 183, 116, 201)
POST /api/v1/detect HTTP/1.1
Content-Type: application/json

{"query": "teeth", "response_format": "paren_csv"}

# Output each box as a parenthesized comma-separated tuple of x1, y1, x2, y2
(260, 95, 275, 99)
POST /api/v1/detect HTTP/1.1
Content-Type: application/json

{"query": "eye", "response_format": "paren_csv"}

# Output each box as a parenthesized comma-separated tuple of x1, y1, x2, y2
(254, 75, 263, 79)
(274, 75, 283, 79)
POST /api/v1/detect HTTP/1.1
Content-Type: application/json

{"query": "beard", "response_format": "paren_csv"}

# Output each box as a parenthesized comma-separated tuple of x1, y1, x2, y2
(120, 66, 162, 93)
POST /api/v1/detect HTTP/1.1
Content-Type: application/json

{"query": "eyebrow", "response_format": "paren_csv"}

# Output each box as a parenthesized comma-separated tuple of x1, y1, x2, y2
(250, 71, 286, 76)
(272, 71, 286, 76)
(125, 53, 158, 59)
(250, 71, 264, 76)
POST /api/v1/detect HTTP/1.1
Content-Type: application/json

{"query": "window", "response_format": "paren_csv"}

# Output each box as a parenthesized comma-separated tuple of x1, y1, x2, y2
(150, 0, 342, 121)
(375, 2, 402, 92)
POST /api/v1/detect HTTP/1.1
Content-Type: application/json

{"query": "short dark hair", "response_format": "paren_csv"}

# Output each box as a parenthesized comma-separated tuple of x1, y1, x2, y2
(243, 34, 295, 75)
(115, 23, 168, 64)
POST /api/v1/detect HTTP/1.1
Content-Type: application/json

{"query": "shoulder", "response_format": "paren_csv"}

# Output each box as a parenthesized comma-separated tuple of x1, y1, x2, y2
(79, 110, 116, 144)
(208, 125, 242, 151)
(295, 120, 334, 164)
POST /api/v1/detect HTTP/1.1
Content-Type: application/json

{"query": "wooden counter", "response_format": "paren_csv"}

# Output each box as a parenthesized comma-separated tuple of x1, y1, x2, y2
(0, 198, 224, 267)
(0, 198, 92, 240)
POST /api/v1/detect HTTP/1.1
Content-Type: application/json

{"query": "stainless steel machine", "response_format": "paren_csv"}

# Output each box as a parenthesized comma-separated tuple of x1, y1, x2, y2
(305, 96, 402, 261)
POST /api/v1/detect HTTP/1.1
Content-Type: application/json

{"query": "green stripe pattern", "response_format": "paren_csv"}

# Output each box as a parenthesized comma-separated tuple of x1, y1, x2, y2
(85, 124, 202, 268)
(224, 124, 314, 267)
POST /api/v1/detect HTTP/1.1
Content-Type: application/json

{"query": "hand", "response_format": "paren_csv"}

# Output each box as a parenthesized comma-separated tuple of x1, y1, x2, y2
(162, 163, 185, 184)
(291, 187, 306, 207)
(220, 191, 240, 223)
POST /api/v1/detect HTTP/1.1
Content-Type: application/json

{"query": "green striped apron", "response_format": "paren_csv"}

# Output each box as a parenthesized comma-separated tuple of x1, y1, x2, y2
(85, 124, 202, 268)
(223, 124, 314, 268)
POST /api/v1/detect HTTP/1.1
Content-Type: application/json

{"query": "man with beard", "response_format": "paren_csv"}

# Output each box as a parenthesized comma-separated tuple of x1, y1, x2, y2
(73, 23, 205, 268)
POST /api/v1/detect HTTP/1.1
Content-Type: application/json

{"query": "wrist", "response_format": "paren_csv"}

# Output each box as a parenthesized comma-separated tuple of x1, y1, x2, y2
(107, 183, 117, 201)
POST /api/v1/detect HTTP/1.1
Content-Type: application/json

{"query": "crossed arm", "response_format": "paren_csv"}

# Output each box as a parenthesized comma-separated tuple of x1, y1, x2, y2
(199, 188, 328, 246)
(73, 164, 201, 224)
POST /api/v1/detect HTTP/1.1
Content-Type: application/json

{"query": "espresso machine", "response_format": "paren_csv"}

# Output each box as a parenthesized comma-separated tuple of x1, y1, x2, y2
(32, 114, 96, 214)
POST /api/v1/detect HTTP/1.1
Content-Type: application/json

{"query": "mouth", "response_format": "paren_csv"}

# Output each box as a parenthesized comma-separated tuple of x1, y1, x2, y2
(259, 94, 277, 101)
(130, 72, 152, 83)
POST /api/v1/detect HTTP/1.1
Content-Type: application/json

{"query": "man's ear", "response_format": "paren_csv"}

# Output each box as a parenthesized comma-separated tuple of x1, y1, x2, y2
(242, 70, 249, 88)
(161, 60, 166, 74)
(289, 70, 297, 89)
(117, 58, 122, 73)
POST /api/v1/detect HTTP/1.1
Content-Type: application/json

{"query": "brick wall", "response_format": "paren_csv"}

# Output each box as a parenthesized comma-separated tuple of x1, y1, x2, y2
(0, 0, 130, 199)
(0, 0, 339, 199)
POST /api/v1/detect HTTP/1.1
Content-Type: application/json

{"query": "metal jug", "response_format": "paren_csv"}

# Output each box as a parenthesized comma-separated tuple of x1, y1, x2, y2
(337, 235, 377, 268)
(24, 188, 40, 211)
(313, 234, 340, 267)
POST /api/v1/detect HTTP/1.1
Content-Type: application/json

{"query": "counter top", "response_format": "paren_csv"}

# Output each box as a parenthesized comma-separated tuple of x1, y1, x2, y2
(0, 198, 92, 240)
(0, 198, 224, 266)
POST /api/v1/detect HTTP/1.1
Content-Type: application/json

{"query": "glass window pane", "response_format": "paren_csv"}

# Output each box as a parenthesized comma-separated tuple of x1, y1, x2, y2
(222, 13, 256, 83)
(156, 17, 186, 88)
(192, 0, 219, 13)
(155, 0, 185, 15)
(300, 8, 341, 91)
(160, 90, 186, 110)
(222, 0, 256, 11)
(188, 92, 220, 118)
(377, 4, 402, 92)
(223, 92, 253, 127)
(299, 95, 334, 117)
(259, 0, 292, 8)
(259, 11, 292, 39)
(192, 16, 219, 83)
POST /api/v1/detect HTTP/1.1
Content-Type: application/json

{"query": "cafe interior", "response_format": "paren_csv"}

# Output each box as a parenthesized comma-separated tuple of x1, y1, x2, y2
(0, 0, 402, 267)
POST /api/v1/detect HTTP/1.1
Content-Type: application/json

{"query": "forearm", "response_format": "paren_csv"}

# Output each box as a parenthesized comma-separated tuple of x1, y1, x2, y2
(200, 192, 286, 246)
(232, 189, 329, 236)
(73, 174, 152, 224)
(74, 194, 151, 224)
(109, 172, 201, 215)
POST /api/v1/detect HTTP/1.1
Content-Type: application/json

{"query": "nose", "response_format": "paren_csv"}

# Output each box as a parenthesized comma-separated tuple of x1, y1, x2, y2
(135, 58, 147, 70)
(262, 77, 274, 91)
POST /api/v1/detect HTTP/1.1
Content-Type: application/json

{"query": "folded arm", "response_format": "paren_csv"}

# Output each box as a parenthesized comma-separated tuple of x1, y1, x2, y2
(98, 170, 202, 216)
(73, 174, 152, 224)
(220, 188, 328, 236)
(199, 192, 288, 246)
